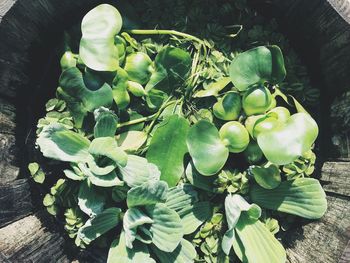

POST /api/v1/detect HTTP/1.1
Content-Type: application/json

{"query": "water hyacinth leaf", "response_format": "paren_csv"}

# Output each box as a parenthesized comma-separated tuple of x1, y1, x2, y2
(146, 88, 168, 110)
(146, 115, 190, 187)
(78, 207, 121, 244)
(78, 180, 106, 216)
(250, 178, 327, 219)
(213, 91, 242, 121)
(89, 137, 128, 167)
(145, 65, 169, 93)
(64, 169, 85, 181)
(119, 155, 160, 188)
(166, 184, 199, 216)
(117, 131, 147, 152)
(94, 109, 118, 138)
(89, 170, 124, 187)
(250, 163, 281, 189)
(146, 203, 183, 252)
(59, 67, 113, 127)
(124, 52, 153, 85)
(127, 181, 168, 208)
(193, 77, 231, 98)
(229, 45, 286, 91)
(112, 68, 130, 110)
(233, 213, 286, 263)
(181, 201, 213, 235)
(37, 123, 91, 163)
(257, 113, 319, 165)
(107, 232, 155, 263)
(123, 208, 154, 248)
(187, 120, 229, 176)
(152, 46, 192, 93)
(222, 194, 261, 255)
(185, 161, 216, 192)
(152, 239, 197, 263)
(79, 4, 122, 71)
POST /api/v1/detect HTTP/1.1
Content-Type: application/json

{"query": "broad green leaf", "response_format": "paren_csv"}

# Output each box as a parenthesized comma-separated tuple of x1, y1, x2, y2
(94, 108, 118, 138)
(213, 91, 242, 121)
(58, 67, 113, 127)
(63, 169, 85, 181)
(37, 123, 91, 163)
(222, 195, 261, 255)
(145, 88, 168, 110)
(229, 45, 286, 91)
(79, 163, 123, 187)
(124, 52, 153, 85)
(78, 180, 106, 216)
(185, 161, 216, 192)
(257, 113, 318, 165)
(249, 163, 281, 189)
(79, 4, 122, 71)
(233, 213, 286, 263)
(166, 184, 198, 216)
(181, 201, 213, 235)
(117, 131, 147, 153)
(146, 203, 183, 252)
(112, 68, 130, 110)
(148, 46, 192, 94)
(127, 181, 168, 208)
(107, 232, 155, 263)
(89, 137, 128, 168)
(145, 65, 168, 93)
(152, 239, 197, 263)
(147, 115, 190, 186)
(78, 207, 121, 244)
(193, 77, 231, 98)
(119, 155, 160, 188)
(123, 208, 154, 248)
(187, 120, 229, 176)
(250, 178, 327, 219)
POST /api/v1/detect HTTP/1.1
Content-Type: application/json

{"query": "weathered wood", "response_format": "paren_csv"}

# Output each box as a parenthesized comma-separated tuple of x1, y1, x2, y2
(0, 0, 15, 22)
(286, 194, 350, 263)
(0, 179, 32, 227)
(0, 212, 70, 263)
(0, 97, 16, 134)
(0, 133, 20, 183)
(321, 161, 350, 196)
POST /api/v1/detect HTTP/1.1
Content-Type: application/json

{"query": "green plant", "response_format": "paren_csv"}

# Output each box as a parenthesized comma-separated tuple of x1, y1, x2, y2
(31, 4, 326, 263)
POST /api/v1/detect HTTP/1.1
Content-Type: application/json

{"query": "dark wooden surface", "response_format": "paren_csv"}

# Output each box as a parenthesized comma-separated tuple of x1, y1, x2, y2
(0, 0, 349, 262)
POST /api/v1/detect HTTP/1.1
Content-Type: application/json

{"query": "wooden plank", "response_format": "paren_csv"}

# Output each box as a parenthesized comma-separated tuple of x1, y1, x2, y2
(0, 179, 32, 227)
(0, 0, 15, 22)
(286, 195, 350, 263)
(321, 161, 350, 196)
(0, 212, 69, 263)
(0, 97, 16, 134)
(0, 133, 20, 183)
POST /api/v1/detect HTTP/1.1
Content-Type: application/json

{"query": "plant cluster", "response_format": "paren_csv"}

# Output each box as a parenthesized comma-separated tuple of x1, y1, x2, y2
(30, 4, 327, 263)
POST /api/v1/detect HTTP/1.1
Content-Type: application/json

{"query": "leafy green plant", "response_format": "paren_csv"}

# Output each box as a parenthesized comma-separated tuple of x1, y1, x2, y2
(30, 3, 327, 263)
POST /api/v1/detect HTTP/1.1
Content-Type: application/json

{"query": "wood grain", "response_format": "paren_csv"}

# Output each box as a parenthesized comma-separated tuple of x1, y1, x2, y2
(0, 179, 33, 227)
(286, 194, 350, 263)
(321, 161, 350, 196)
(0, 211, 69, 263)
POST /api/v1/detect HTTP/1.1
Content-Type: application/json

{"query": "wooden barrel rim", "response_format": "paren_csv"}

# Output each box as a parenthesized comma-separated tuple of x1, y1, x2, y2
(0, 1, 349, 262)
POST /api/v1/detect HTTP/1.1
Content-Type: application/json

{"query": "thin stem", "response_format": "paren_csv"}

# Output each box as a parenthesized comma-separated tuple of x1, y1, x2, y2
(116, 100, 176, 129)
(146, 98, 177, 134)
(127, 29, 207, 57)
(117, 114, 157, 129)
(127, 29, 203, 44)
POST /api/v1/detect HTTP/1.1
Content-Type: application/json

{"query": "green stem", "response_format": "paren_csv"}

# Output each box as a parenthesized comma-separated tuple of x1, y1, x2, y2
(127, 29, 207, 57)
(146, 98, 177, 134)
(127, 29, 203, 44)
(116, 100, 176, 129)
(117, 114, 157, 129)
